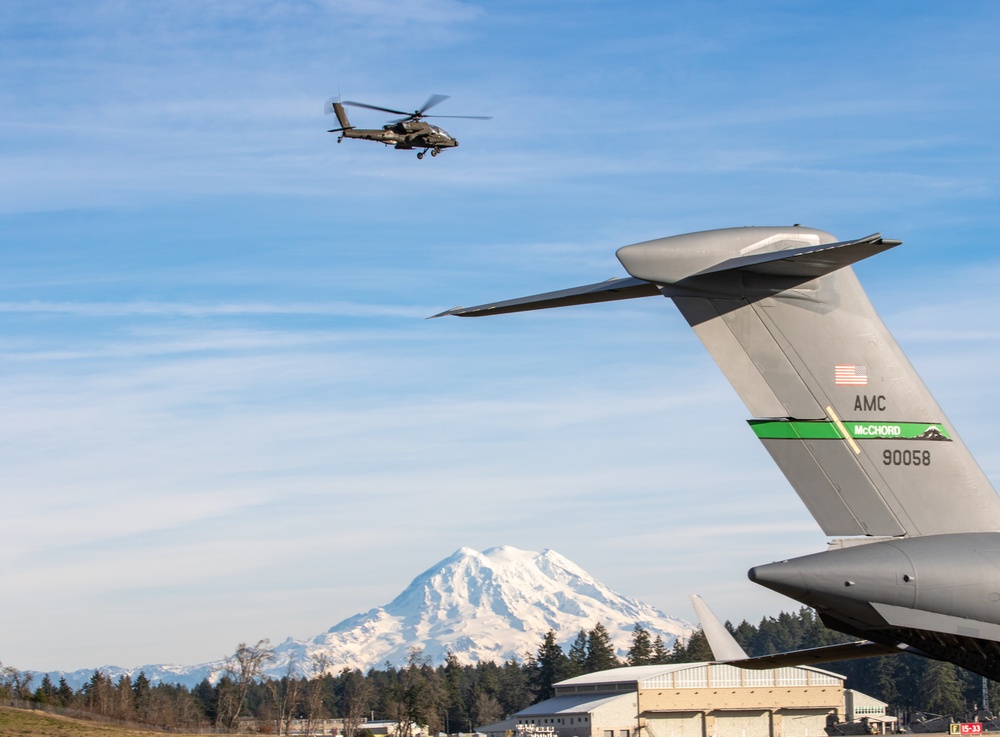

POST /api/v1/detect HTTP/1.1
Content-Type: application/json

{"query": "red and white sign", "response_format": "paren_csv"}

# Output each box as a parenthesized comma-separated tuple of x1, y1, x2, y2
(949, 723, 982, 735)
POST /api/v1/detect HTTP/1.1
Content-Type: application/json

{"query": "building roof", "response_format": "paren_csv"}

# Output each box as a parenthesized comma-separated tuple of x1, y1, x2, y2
(555, 662, 845, 689)
(556, 665, 685, 687)
(516, 693, 630, 716)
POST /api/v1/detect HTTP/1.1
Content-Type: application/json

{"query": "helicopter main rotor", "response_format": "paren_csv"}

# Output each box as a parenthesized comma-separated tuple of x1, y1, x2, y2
(343, 94, 491, 123)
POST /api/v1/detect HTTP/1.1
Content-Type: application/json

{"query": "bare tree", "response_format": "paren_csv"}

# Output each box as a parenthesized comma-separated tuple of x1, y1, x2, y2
(473, 690, 503, 728)
(302, 654, 331, 737)
(0, 661, 34, 700)
(218, 639, 275, 731)
(340, 667, 375, 737)
(114, 673, 136, 721)
(394, 648, 444, 736)
(82, 670, 114, 716)
(267, 658, 304, 736)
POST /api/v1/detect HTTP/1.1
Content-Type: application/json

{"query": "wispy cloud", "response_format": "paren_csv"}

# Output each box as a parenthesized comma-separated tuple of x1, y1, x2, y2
(0, 300, 426, 318)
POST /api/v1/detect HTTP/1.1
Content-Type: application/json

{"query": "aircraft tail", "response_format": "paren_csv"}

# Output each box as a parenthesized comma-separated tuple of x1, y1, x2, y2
(438, 226, 1000, 539)
(616, 226, 1000, 538)
(324, 98, 354, 132)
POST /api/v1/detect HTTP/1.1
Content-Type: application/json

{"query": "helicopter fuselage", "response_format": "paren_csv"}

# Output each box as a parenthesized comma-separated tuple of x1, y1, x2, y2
(327, 96, 487, 158)
(341, 121, 458, 151)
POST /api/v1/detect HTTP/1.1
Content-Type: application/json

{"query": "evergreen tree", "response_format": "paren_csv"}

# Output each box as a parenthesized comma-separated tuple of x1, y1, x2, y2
(56, 676, 73, 707)
(33, 673, 55, 704)
(133, 671, 151, 720)
(731, 621, 756, 654)
(443, 652, 468, 734)
(497, 659, 532, 714)
(533, 630, 568, 700)
(919, 661, 966, 718)
(674, 630, 715, 663)
(192, 678, 219, 724)
(627, 625, 654, 666)
(566, 630, 588, 677)
(871, 656, 901, 708)
(471, 661, 503, 727)
(584, 623, 619, 673)
(650, 635, 670, 665)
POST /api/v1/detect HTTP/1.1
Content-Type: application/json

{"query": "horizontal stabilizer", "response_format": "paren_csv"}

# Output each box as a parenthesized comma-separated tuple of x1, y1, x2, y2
(429, 277, 659, 318)
(694, 233, 901, 280)
(689, 594, 749, 660)
(726, 640, 906, 669)
(688, 593, 910, 668)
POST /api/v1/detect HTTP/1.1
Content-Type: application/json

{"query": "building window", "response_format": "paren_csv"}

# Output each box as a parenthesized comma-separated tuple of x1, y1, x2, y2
(620, 731, 630, 737)
(605, 731, 614, 737)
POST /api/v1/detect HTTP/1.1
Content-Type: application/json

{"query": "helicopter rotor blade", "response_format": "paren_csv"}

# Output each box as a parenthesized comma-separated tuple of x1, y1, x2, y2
(416, 94, 450, 116)
(424, 115, 493, 120)
(343, 100, 413, 117)
(323, 96, 339, 115)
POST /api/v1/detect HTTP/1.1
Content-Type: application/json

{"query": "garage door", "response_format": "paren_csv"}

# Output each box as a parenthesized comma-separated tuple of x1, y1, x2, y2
(777, 709, 829, 737)
(715, 710, 770, 737)
(646, 712, 704, 737)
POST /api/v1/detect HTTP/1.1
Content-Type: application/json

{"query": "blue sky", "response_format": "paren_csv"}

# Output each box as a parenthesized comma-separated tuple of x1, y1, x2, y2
(3, 0, 1000, 673)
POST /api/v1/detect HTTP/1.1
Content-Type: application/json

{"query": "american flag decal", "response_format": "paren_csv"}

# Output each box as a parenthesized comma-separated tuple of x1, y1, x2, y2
(835, 364, 868, 386)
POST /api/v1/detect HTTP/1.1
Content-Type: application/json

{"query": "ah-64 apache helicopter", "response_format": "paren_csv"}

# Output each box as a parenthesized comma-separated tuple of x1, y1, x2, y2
(324, 94, 490, 159)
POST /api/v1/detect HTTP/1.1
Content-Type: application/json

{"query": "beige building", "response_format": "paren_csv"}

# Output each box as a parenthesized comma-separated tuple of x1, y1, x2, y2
(488, 663, 858, 737)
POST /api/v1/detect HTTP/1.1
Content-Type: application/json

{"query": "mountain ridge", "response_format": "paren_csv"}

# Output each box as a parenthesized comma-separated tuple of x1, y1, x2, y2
(42, 545, 693, 689)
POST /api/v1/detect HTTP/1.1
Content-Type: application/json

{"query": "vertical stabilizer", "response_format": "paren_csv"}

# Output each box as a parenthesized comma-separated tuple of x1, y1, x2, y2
(438, 226, 1000, 539)
(324, 97, 354, 131)
(615, 227, 1000, 538)
(332, 101, 352, 131)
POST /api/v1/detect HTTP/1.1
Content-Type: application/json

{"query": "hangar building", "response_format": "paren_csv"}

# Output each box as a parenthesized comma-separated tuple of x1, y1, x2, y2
(481, 662, 875, 737)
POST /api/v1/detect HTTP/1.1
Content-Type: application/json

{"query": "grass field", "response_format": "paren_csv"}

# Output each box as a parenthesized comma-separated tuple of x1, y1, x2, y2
(0, 706, 207, 737)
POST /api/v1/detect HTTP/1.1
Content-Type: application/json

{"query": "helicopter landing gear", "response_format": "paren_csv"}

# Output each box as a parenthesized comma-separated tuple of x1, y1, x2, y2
(431, 148, 440, 157)
(417, 151, 426, 159)
(337, 136, 343, 143)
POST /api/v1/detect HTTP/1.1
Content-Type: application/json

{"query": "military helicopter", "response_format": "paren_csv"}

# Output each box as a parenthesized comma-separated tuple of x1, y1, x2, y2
(324, 94, 490, 159)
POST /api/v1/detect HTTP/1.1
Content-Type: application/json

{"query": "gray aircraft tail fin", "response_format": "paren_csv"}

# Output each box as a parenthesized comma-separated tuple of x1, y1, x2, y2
(438, 226, 1000, 538)
(622, 227, 1000, 538)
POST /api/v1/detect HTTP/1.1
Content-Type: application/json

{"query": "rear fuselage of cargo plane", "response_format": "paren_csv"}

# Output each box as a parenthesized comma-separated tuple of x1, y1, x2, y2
(436, 226, 1000, 679)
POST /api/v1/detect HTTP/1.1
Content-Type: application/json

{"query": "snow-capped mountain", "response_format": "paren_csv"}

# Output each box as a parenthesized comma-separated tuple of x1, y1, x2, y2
(48, 546, 693, 689)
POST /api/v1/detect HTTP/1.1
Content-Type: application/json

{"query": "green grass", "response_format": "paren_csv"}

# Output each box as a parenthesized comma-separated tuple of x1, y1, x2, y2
(0, 707, 207, 737)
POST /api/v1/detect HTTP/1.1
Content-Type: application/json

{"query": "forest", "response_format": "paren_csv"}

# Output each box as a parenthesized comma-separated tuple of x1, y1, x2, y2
(1, 608, 996, 733)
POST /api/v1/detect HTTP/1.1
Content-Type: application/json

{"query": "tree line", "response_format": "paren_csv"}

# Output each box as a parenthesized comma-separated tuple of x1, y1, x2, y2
(2, 611, 997, 733)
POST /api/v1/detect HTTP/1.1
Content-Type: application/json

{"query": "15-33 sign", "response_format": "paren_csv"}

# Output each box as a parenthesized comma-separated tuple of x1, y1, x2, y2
(950, 723, 983, 735)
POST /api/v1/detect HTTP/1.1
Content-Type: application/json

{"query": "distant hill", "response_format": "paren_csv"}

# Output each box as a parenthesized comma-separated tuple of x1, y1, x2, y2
(45, 545, 693, 689)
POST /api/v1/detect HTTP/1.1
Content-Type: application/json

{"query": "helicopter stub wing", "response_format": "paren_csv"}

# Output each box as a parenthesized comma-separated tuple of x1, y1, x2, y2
(429, 276, 660, 318)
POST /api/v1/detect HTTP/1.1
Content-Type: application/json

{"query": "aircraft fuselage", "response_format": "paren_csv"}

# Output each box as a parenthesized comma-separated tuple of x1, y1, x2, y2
(751, 532, 1000, 677)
